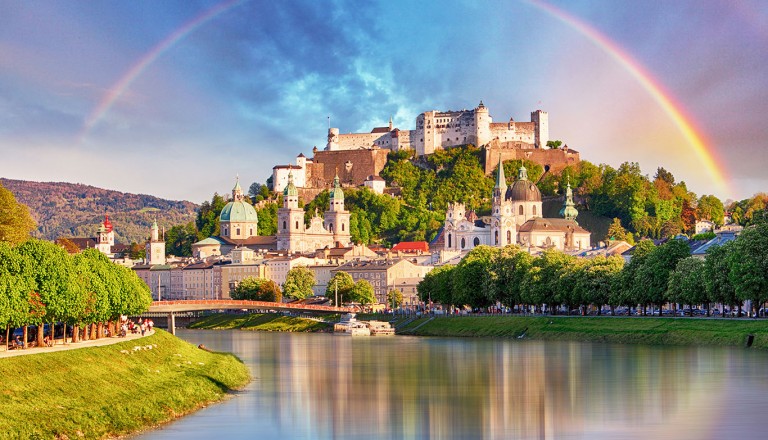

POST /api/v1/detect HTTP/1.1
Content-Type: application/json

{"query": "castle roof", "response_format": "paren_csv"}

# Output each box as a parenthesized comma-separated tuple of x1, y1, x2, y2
(370, 126, 391, 134)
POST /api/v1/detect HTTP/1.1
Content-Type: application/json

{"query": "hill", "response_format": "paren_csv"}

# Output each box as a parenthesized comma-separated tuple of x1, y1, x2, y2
(1, 178, 198, 245)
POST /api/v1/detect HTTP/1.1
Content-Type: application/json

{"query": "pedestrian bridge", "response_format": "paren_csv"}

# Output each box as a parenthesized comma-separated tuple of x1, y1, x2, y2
(147, 300, 352, 334)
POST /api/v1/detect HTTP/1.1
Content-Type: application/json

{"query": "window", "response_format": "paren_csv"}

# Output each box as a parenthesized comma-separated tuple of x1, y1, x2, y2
(519, 206, 523, 215)
(342, 223, 345, 231)
(473, 237, 480, 247)
(295, 220, 299, 229)
(533, 205, 537, 216)
(494, 231, 499, 245)
(283, 221, 286, 230)
(461, 238, 466, 249)
(249, 228, 253, 236)
(329, 223, 333, 231)
(236, 228, 240, 236)
(448, 234, 452, 248)
(507, 230, 512, 244)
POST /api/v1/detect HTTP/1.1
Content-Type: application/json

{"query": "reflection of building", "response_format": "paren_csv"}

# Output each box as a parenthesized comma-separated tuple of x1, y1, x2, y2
(443, 158, 590, 253)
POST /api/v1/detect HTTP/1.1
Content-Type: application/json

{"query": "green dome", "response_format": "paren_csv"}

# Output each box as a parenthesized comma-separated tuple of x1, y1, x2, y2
(283, 171, 298, 197)
(220, 200, 258, 223)
(330, 174, 344, 201)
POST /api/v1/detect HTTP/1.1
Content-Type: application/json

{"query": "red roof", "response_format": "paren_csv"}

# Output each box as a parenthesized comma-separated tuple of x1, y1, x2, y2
(391, 241, 429, 253)
(103, 214, 113, 233)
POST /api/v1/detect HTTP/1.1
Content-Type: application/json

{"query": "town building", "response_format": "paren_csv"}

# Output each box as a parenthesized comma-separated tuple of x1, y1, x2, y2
(333, 258, 433, 305)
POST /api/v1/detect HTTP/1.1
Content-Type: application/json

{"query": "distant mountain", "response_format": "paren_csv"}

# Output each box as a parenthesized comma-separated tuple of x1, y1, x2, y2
(1, 178, 199, 245)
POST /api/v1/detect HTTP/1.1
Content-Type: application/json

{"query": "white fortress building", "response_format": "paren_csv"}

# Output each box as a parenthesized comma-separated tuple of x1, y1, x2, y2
(443, 157, 590, 253)
(326, 101, 549, 156)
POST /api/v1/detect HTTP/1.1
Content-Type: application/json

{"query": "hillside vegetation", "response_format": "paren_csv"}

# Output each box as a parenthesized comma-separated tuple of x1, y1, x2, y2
(1, 178, 198, 245)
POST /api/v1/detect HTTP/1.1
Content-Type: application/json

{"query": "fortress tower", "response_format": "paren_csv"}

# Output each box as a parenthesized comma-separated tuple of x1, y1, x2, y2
(531, 110, 549, 148)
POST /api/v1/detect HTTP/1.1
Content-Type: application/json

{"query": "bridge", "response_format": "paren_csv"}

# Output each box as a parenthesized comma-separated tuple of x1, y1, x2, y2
(147, 300, 352, 335)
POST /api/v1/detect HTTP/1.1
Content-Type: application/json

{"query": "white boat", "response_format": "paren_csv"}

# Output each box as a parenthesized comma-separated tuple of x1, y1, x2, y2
(367, 320, 395, 336)
(334, 313, 371, 336)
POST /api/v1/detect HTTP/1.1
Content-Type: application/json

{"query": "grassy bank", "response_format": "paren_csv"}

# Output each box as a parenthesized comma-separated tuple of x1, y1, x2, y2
(0, 330, 250, 439)
(398, 315, 768, 349)
(189, 313, 331, 332)
(398, 316, 768, 348)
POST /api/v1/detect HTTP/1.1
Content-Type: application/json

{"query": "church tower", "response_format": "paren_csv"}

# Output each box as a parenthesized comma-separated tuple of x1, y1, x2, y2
(146, 219, 166, 265)
(559, 179, 579, 222)
(324, 173, 351, 247)
(96, 214, 114, 255)
(490, 156, 515, 247)
(277, 171, 306, 252)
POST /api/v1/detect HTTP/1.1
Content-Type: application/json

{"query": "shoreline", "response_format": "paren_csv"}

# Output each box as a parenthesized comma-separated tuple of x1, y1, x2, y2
(0, 330, 251, 439)
(187, 312, 768, 350)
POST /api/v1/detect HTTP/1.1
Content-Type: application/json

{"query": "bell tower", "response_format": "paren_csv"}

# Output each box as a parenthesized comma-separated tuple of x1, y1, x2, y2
(277, 171, 306, 251)
(324, 173, 351, 247)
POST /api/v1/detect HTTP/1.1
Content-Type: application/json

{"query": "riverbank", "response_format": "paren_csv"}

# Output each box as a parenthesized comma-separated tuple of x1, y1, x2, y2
(397, 315, 768, 348)
(0, 330, 250, 439)
(189, 313, 331, 332)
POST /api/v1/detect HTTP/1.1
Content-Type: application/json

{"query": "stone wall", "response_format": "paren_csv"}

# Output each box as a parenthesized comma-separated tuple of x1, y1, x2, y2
(308, 149, 390, 187)
(484, 142, 580, 175)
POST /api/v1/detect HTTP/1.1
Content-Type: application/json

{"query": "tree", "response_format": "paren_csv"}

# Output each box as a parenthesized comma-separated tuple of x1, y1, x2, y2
(704, 242, 737, 317)
(326, 271, 355, 305)
(283, 266, 316, 300)
(666, 257, 706, 315)
(546, 140, 563, 149)
(612, 239, 656, 312)
(606, 218, 634, 244)
(0, 243, 30, 348)
(196, 193, 227, 239)
(0, 183, 36, 245)
(248, 182, 270, 201)
(387, 289, 404, 309)
(521, 249, 575, 313)
(165, 222, 197, 257)
(574, 256, 623, 315)
(232, 277, 264, 301)
(350, 279, 376, 305)
(489, 245, 532, 308)
(453, 245, 496, 308)
(697, 195, 725, 227)
(729, 223, 768, 317)
(128, 242, 145, 260)
(635, 238, 690, 315)
(417, 265, 455, 306)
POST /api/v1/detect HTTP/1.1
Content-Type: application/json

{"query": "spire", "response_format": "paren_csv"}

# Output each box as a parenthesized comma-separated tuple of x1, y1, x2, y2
(283, 170, 298, 197)
(388, 115, 393, 131)
(330, 172, 344, 202)
(495, 154, 507, 191)
(559, 177, 579, 221)
(232, 175, 243, 201)
(517, 165, 529, 181)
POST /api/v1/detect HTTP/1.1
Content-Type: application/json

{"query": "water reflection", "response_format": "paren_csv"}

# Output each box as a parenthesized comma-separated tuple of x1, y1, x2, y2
(138, 330, 768, 440)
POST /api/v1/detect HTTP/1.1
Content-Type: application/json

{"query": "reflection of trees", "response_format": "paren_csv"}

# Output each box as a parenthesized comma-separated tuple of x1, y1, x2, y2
(233, 334, 729, 439)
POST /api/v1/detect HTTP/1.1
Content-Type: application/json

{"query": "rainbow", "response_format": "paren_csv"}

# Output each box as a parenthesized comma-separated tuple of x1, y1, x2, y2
(527, 0, 733, 197)
(78, 0, 247, 142)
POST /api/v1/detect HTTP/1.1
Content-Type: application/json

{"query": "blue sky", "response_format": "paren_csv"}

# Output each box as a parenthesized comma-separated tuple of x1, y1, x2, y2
(1, 0, 766, 204)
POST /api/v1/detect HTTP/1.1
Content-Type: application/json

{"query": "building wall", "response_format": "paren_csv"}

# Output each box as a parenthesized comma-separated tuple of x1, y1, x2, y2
(484, 144, 580, 175)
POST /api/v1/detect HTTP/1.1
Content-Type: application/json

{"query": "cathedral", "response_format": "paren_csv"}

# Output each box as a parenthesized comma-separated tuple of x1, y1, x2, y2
(443, 157, 590, 253)
(192, 174, 352, 258)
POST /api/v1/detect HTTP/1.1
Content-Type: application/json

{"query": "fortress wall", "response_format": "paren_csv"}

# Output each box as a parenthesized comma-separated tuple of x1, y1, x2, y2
(337, 133, 390, 150)
(485, 144, 580, 175)
(309, 149, 389, 187)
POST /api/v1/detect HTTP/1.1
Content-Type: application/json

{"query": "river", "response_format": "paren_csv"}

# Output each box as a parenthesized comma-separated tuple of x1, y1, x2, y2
(136, 329, 768, 439)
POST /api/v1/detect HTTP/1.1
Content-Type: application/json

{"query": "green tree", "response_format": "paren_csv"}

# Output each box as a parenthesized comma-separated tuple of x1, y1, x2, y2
(697, 195, 725, 227)
(606, 218, 634, 244)
(0, 243, 31, 347)
(196, 193, 227, 239)
(326, 271, 355, 305)
(729, 223, 768, 317)
(283, 266, 316, 300)
(546, 140, 563, 149)
(574, 256, 623, 315)
(635, 238, 690, 315)
(521, 249, 575, 313)
(0, 183, 36, 245)
(350, 279, 376, 305)
(667, 257, 706, 316)
(387, 289, 404, 309)
(256, 201, 279, 236)
(489, 245, 533, 308)
(453, 245, 496, 308)
(704, 242, 737, 317)
(417, 265, 455, 306)
(128, 242, 145, 260)
(165, 222, 197, 257)
(232, 277, 264, 301)
(612, 239, 656, 312)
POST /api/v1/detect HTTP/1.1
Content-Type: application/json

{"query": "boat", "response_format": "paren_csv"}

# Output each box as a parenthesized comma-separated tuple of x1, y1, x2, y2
(334, 313, 371, 336)
(367, 320, 395, 336)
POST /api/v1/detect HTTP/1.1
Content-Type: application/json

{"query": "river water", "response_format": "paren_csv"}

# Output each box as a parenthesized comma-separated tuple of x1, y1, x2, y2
(137, 329, 768, 440)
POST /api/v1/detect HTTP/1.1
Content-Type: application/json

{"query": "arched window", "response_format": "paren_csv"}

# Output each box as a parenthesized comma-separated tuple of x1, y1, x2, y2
(295, 220, 299, 230)
(249, 228, 253, 236)
(283, 221, 287, 230)
(519, 205, 523, 215)
(473, 237, 480, 247)
(329, 223, 333, 231)
(223, 227, 228, 236)
(448, 234, 452, 248)
(342, 223, 345, 231)
(236, 228, 241, 236)
(461, 237, 466, 249)
(494, 231, 499, 245)
(533, 205, 537, 216)
(507, 230, 512, 244)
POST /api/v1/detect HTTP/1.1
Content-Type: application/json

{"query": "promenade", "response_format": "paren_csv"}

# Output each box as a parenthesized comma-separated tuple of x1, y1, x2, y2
(0, 330, 154, 359)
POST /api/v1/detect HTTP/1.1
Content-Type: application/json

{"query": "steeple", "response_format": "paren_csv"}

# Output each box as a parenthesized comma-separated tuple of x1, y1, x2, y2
(329, 172, 345, 211)
(283, 170, 298, 197)
(388, 116, 393, 131)
(559, 178, 579, 222)
(495, 154, 507, 191)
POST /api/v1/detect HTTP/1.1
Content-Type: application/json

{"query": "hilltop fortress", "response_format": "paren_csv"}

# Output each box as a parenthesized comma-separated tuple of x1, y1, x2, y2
(272, 102, 579, 192)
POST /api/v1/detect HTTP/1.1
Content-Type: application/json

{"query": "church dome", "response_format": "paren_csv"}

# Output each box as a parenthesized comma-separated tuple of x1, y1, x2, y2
(220, 201, 258, 223)
(507, 166, 542, 202)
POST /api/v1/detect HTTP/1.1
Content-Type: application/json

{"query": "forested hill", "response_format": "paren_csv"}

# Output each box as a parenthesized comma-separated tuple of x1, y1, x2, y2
(1, 178, 198, 245)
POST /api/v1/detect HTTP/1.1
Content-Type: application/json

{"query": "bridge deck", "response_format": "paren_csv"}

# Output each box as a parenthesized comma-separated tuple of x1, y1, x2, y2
(148, 300, 352, 314)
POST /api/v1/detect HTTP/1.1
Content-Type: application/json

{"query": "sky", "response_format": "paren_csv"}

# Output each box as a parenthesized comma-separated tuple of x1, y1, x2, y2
(1, 0, 766, 204)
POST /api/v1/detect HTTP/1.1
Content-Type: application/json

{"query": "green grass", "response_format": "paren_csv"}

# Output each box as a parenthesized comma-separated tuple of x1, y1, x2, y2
(189, 313, 331, 332)
(399, 315, 768, 349)
(0, 330, 250, 439)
